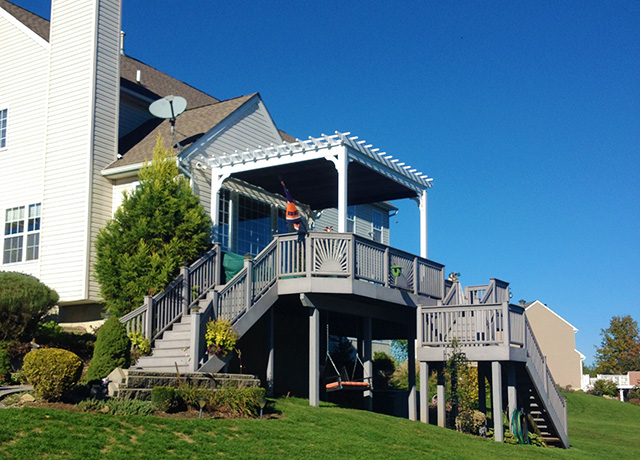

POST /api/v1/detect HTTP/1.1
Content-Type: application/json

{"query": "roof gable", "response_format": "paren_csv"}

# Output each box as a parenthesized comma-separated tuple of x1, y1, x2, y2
(526, 300, 578, 332)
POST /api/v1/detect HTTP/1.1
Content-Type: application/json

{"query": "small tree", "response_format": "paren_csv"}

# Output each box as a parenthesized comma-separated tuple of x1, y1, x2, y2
(594, 315, 640, 374)
(0, 272, 59, 341)
(95, 135, 212, 317)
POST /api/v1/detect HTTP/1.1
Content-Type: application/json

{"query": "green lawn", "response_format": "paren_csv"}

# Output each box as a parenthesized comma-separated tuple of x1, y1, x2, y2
(0, 392, 637, 459)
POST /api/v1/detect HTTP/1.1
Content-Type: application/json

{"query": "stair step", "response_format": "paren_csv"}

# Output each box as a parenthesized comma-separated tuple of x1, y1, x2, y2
(154, 339, 190, 349)
(136, 355, 191, 367)
(161, 330, 191, 341)
(150, 347, 191, 358)
(171, 323, 191, 333)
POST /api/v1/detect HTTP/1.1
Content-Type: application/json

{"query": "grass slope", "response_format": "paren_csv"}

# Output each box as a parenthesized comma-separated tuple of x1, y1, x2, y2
(0, 392, 637, 459)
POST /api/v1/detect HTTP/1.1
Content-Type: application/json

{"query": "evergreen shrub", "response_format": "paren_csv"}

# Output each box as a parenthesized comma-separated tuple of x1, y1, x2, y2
(35, 321, 96, 362)
(95, 135, 212, 317)
(588, 379, 619, 397)
(86, 317, 131, 383)
(21, 348, 83, 401)
(0, 272, 59, 341)
(0, 345, 11, 383)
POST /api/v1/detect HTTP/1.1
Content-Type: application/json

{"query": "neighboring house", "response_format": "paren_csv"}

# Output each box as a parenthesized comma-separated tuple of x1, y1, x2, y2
(0, 0, 400, 320)
(583, 372, 640, 401)
(525, 300, 584, 389)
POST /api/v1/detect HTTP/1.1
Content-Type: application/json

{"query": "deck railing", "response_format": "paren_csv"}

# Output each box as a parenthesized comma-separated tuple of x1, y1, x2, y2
(120, 245, 221, 340)
(215, 232, 445, 325)
(420, 302, 524, 347)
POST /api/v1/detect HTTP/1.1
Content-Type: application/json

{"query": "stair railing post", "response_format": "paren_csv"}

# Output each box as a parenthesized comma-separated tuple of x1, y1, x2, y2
(244, 258, 253, 312)
(190, 305, 202, 372)
(181, 266, 190, 316)
(503, 302, 510, 347)
(305, 233, 312, 278)
(543, 356, 549, 394)
(383, 247, 390, 287)
(144, 295, 153, 340)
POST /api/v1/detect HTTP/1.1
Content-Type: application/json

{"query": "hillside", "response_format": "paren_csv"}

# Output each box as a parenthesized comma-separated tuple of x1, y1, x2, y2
(0, 392, 637, 459)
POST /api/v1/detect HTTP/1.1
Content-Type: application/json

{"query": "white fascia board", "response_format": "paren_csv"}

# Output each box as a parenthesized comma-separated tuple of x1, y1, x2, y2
(180, 94, 261, 165)
(526, 300, 579, 332)
(0, 7, 50, 49)
(101, 161, 145, 179)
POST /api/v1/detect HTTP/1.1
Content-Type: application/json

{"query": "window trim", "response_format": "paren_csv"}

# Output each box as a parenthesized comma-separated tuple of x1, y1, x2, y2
(3, 202, 41, 264)
(0, 108, 7, 150)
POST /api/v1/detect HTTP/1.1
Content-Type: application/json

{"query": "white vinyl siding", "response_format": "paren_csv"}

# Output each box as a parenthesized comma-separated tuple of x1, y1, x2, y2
(0, 10, 49, 278)
(40, 0, 121, 302)
(314, 204, 390, 245)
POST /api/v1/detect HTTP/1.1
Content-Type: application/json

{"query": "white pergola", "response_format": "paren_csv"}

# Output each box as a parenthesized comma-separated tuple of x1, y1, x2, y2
(187, 131, 432, 257)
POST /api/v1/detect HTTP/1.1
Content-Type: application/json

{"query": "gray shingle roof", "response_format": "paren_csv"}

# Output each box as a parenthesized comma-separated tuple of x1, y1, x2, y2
(109, 94, 256, 169)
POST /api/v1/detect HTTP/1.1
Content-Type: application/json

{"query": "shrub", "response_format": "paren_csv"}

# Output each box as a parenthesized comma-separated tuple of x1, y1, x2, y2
(128, 331, 151, 364)
(151, 386, 183, 413)
(205, 319, 237, 357)
(21, 348, 83, 401)
(79, 397, 155, 416)
(86, 317, 131, 383)
(455, 408, 486, 435)
(94, 135, 212, 317)
(210, 385, 266, 417)
(0, 272, 59, 341)
(627, 386, 640, 401)
(588, 379, 619, 397)
(0, 345, 11, 383)
(372, 351, 395, 390)
(34, 321, 96, 362)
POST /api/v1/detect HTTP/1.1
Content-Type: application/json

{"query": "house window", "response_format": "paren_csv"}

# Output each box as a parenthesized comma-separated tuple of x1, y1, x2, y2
(0, 109, 7, 148)
(237, 195, 271, 256)
(3, 203, 41, 264)
(347, 206, 356, 233)
(372, 210, 382, 243)
(217, 189, 231, 250)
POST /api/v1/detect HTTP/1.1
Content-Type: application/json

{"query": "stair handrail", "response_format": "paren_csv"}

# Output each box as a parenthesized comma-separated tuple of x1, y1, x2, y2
(524, 318, 568, 440)
(120, 245, 221, 341)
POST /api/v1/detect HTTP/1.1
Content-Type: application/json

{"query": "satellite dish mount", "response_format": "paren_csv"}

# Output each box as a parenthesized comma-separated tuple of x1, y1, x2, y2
(149, 95, 188, 152)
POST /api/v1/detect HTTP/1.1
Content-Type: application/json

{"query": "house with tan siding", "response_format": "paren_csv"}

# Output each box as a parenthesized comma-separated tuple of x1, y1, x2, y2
(525, 300, 584, 390)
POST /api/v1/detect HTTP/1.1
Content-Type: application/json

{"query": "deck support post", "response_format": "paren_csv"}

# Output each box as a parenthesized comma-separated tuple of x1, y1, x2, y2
(308, 304, 320, 407)
(419, 189, 428, 259)
(437, 363, 446, 427)
(478, 362, 487, 417)
(492, 361, 504, 442)
(408, 336, 417, 421)
(507, 364, 517, 428)
(419, 361, 429, 424)
(363, 316, 373, 411)
(266, 307, 275, 397)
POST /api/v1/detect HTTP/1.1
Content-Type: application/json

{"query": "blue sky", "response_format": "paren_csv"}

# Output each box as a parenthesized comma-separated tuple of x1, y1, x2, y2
(19, 0, 639, 364)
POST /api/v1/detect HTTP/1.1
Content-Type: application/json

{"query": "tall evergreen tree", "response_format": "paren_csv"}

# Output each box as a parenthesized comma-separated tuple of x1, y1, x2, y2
(594, 315, 640, 374)
(95, 135, 212, 317)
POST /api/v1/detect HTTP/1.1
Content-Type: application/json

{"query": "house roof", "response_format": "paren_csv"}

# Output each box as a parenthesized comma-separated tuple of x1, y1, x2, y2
(0, 0, 218, 109)
(108, 94, 256, 170)
(526, 300, 579, 333)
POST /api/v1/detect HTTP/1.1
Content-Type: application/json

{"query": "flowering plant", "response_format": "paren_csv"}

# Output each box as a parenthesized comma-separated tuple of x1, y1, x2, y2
(128, 331, 151, 365)
(205, 319, 237, 357)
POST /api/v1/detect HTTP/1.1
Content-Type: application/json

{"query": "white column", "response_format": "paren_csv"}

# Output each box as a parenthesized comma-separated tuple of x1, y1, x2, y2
(363, 316, 373, 411)
(337, 147, 349, 233)
(419, 189, 428, 259)
(309, 306, 320, 407)
(419, 361, 429, 424)
(437, 365, 446, 427)
(210, 173, 228, 243)
(492, 361, 504, 442)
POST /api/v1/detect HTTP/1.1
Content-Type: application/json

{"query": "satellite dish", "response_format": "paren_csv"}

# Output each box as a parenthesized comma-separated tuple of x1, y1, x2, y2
(149, 95, 188, 152)
(149, 95, 187, 120)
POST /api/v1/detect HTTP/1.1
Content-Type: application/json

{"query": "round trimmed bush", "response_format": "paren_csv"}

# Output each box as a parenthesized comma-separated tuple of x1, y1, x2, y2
(86, 317, 131, 383)
(0, 272, 59, 341)
(22, 348, 83, 401)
